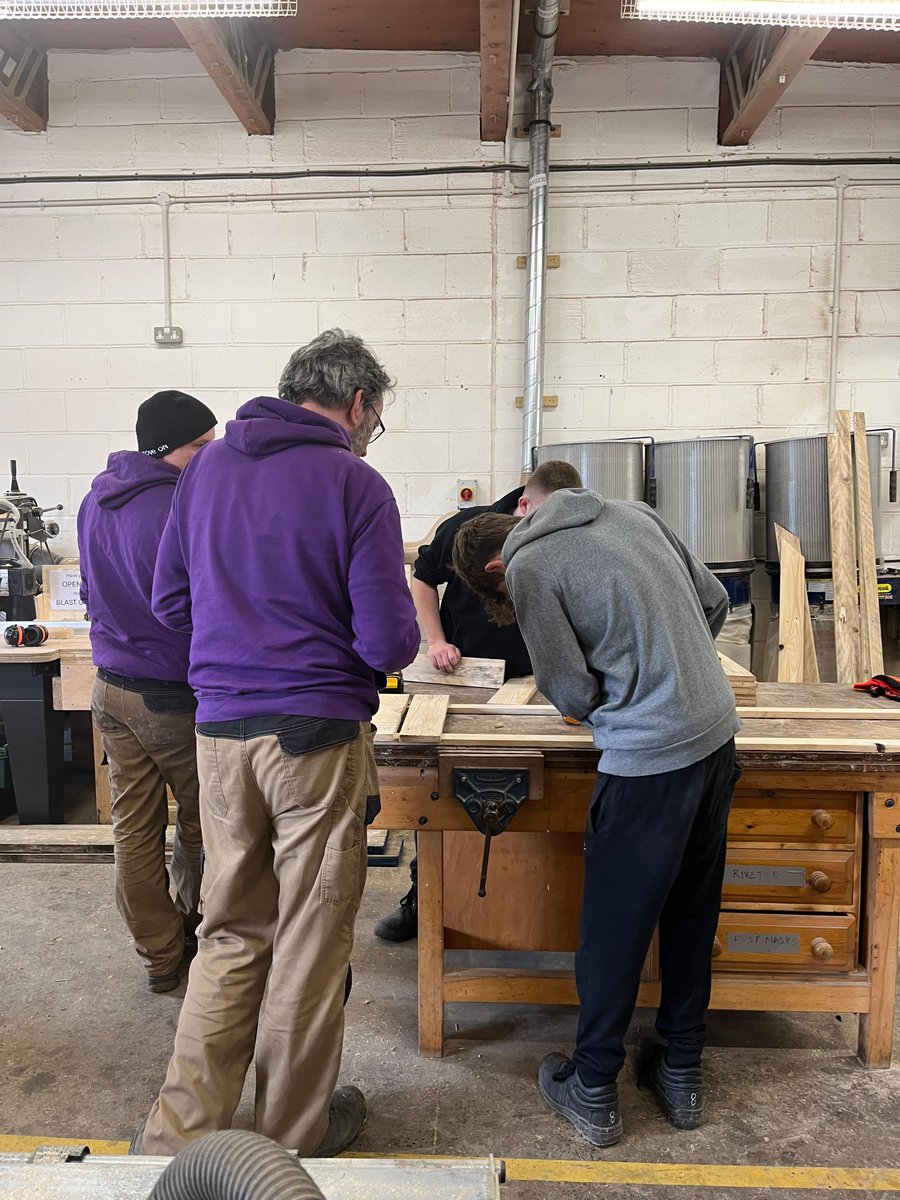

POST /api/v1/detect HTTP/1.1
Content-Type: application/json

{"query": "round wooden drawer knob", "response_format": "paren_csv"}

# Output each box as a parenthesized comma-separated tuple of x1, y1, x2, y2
(812, 809, 834, 831)
(811, 937, 834, 961)
(711, 936, 723, 958)
(809, 870, 833, 893)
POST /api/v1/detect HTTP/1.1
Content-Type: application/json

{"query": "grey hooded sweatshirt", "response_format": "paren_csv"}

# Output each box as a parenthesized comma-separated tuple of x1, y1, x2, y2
(502, 489, 740, 777)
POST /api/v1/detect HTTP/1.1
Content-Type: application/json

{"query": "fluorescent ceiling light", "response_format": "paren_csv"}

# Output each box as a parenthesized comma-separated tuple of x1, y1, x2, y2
(622, 0, 900, 26)
(1, 0, 296, 14)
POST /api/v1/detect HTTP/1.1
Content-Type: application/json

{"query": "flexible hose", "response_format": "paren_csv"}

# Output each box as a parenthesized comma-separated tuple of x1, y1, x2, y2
(149, 1130, 325, 1200)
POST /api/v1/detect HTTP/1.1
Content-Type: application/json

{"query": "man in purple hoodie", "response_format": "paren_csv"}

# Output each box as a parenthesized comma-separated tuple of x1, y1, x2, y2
(77, 390, 217, 994)
(138, 330, 420, 1159)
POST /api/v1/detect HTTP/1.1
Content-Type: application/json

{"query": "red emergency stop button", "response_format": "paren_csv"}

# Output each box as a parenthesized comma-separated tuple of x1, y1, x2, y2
(460, 487, 474, 502)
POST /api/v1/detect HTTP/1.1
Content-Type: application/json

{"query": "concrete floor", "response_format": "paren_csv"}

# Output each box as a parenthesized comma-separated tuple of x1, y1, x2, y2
(0, 831, 898, 1199)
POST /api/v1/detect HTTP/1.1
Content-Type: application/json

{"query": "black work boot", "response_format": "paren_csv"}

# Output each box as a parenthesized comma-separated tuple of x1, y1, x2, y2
(311, 1086, 367, 1157)
(637, 1039, 703, 1130)
(538, 1053, 623, 1147)
(147, 969, 180, 994)
(374, 884, 417, 942)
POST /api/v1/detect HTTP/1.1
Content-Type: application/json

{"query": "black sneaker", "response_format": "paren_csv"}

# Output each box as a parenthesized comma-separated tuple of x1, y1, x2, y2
(538, 1053, 623, 1147)
(636, 1039, 703, 1130)
(374, 886, 417, 943)
(311, 1086, 367, 1157)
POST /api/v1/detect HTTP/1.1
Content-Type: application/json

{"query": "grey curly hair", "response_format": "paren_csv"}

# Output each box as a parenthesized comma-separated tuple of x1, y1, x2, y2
(278, 328, 394, 411)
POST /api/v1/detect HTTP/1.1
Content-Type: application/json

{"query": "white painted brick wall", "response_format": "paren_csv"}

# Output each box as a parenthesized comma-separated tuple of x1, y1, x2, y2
(1, 48, 899, 559)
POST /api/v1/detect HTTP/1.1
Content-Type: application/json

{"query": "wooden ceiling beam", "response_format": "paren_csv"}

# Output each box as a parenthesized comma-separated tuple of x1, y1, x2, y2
(0, 24, 48, 133)
(719, 25, 829, 146)
(174, 16, 274, 135)
(480, 0, 515, 142)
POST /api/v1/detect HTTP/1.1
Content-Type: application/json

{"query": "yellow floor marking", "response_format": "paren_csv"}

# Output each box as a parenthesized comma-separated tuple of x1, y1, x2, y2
(0, 1135, 129, 1155)
(349, 1154, 900, 1191)
(2, 1139, 898, 1191)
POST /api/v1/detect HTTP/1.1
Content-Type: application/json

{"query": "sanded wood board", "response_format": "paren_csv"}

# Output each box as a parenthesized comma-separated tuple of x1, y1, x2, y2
(373, 693, 410, 742)
(487, 676, 537, 705)
(398, 693, 451, 741)
(403, 653, 506, 690)
(426, 731, 896, 753)
(449, 703, 900, 720)
(853, 411, 884, 679)
(775, 524, 819, 684)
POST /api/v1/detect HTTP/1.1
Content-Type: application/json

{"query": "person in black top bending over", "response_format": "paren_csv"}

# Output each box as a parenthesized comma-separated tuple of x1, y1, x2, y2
(374, 459, 583, 942)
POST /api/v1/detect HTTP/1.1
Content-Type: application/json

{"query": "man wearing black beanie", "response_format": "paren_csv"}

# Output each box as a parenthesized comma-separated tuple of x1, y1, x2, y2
(78, 390, 217, 993)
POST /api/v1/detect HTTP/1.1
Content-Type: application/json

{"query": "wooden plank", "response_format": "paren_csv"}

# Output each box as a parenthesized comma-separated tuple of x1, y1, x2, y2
(427, 731, 890, 754)
(719, 27, 828, 146)
(739, 707, 900, 720)
(487, 675, 537, 706)
(418, 830, 445, 1057)
(56, 659, 96, 711)
(372, 693, 410, 742)
(857, 836, 900, 1066)
(174, 17, 274, 135)
(775, 524, 819, 684)
(828, 410, 861, 684)
(450, 703, 554, 716)
(0, 32, 47, 133)
(853, 411, 884, 678)
(479, 0, 514, 142)
(441, 967, 871, 1014)
(449, 703, 900, 720)
(397, 693, 450, 741)
(719, 651, 755, 679)
(403, 653, 506, 690)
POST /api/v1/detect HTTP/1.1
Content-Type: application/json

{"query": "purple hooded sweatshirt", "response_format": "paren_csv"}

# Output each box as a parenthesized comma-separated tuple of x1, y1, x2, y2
(77, 451, 191, 682)
(151, 396, 420, 723)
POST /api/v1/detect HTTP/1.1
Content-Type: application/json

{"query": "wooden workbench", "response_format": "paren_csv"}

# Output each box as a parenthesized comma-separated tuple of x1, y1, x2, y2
(371, 682, 900, 1070)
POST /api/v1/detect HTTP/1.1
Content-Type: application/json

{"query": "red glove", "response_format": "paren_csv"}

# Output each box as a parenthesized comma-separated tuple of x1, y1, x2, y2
(853, 675, 900, 701)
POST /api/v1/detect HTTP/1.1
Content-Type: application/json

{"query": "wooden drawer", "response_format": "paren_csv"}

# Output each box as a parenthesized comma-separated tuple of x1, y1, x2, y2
(712, 913, 856, 972)
(722, 849, 856, 907)
(729, 789, 859, 845)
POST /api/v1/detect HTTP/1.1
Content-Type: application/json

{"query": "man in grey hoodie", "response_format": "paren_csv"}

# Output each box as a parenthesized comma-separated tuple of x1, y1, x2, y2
(452, 488, 741, 1147)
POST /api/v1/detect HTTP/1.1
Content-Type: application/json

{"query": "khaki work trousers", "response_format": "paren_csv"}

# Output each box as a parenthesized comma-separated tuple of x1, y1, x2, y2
(92, 676, 202, 978)
(141, 721, 373, 1156)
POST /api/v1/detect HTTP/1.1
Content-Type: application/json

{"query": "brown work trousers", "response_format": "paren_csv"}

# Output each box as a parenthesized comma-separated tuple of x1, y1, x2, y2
(92, 675, 202, 978)
(140, 720, 373, 1156)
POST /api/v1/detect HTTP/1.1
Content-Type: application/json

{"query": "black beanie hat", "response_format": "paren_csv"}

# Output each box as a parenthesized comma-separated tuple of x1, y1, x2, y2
(136, 390, 217, 458)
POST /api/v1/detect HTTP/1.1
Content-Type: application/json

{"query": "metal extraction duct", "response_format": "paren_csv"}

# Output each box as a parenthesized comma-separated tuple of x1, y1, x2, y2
(521, 0, 560, 476)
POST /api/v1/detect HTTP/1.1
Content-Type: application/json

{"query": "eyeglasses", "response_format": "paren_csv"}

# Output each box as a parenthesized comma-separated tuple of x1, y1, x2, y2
(366, 406, 386, 444)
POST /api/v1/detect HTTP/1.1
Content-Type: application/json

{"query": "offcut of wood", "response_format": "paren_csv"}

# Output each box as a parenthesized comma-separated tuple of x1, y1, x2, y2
(487, 676, 538, 705)
(403, 653, 506, 690)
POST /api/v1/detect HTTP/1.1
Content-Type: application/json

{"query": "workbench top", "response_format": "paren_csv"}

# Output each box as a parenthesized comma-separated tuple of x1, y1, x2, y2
(0, 635, 92, 665)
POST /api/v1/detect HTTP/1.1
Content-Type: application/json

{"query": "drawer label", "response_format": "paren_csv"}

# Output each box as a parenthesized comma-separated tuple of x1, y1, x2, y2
(728, 932, 801, 955)
(725, 865, 807, 888)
